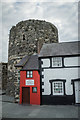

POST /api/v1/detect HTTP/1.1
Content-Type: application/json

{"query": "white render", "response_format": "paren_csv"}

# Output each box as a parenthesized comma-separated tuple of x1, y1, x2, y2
(42, 68, 79, 95)
(64, 57, 80, 67)
(41, 56, 80, 96)
(74, 81, 80, 103)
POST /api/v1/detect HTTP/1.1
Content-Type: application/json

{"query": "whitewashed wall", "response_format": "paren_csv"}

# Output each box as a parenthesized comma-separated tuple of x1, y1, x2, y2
(64, 57, 80, 67)
(42, 68, 80, 95)
(41, 56, 80, 96)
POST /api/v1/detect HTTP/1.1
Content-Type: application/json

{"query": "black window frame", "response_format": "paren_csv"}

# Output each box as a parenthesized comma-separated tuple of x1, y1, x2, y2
(26, 71, 33, 78)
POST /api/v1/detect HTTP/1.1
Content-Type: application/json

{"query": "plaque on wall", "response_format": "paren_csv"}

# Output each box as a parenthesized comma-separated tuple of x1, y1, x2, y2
(26, 80, 34, 85)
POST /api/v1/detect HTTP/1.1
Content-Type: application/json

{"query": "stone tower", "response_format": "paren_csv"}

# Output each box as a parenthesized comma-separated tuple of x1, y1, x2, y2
(7, 19, 58, 101)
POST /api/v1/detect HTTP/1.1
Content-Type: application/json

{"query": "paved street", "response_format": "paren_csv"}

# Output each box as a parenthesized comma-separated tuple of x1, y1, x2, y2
(0, 94, 79, 119)
(0, 95, 2, 119)
(2, 101, 79, 118)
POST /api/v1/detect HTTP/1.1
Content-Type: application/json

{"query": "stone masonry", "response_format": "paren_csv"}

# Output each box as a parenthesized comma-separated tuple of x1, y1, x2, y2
(0, 63, 8, 90)
(7, 19, 58, 102)
(0, 63, 2, 90)
(2, 63, 8, 90)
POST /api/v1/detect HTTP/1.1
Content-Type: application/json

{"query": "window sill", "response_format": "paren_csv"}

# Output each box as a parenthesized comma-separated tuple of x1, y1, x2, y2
(50, 95, 66, 97)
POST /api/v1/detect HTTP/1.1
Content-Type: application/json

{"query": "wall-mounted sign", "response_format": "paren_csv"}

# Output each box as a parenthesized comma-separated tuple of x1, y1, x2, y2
(26, 80, 34, 85)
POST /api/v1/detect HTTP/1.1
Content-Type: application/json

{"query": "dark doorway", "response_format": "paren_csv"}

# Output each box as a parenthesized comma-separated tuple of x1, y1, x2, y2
(22, 87, 30, 104)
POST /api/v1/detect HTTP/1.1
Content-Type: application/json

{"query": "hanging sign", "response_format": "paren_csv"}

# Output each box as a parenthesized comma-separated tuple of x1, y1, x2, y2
(26, 80, 34, 85)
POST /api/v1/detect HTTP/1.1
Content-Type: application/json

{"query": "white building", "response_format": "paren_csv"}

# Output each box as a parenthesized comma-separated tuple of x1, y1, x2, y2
(39, 41, 80, 105)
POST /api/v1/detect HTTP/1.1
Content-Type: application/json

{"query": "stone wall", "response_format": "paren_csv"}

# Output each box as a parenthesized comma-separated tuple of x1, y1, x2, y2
(7, 19, 58, 102)
(0, 63, 2, 90)
(2, 63, 8, 90)
(0, 63, 8, 90)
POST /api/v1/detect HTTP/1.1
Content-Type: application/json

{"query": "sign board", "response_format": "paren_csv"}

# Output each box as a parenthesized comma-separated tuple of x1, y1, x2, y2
(26, 80, 34, 85)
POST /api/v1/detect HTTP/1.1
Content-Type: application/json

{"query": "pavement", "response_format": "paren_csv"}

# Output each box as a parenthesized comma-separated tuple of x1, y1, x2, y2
(2, 103, 79, 119)
(1, 94, 80, 119)
(0, 91, 2, 120)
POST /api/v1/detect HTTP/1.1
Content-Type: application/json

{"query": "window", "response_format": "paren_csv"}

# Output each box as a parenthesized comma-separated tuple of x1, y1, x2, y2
(27, 71, 33, 78)
(41, 59, 50, 68)
(23, 34, 25, 40)
(49, 79, 66, 96)
(53, 82, 64, 95)
(52, 57, 62, 67)
(32, 87, 37, 93)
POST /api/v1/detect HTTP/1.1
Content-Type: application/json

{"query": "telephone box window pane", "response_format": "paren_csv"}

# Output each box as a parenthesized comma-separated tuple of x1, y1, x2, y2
(32, 87, 37, 93)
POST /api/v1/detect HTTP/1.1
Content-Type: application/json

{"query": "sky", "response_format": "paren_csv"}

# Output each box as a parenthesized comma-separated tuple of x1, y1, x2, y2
(0, 0, 79, 62)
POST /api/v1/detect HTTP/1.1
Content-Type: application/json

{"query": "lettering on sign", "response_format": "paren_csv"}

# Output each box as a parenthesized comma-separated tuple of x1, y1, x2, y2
(26, 80, 34, 85)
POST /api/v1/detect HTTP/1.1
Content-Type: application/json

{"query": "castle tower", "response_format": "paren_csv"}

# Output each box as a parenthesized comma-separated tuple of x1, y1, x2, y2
(7, 19, 58, 101)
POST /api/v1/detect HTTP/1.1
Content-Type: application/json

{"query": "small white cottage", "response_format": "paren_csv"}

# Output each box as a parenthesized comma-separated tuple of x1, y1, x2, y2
(38, 41, 80, 105)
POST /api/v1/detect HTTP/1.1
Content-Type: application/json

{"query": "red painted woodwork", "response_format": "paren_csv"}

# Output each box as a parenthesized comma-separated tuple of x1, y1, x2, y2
(20, 71, 40, 105)
(22, 87, 30, 104)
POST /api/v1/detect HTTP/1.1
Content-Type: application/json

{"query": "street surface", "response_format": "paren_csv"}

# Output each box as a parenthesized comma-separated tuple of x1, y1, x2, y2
(0, 94, 79, 119)
(2, 102, 79, 118)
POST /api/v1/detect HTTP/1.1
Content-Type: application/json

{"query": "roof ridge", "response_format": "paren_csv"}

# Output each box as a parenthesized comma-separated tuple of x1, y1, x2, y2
(22, 55, 31, 67)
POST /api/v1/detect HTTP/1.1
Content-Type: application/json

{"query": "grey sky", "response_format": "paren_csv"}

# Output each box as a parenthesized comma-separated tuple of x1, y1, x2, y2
(0, 0, 79, 62)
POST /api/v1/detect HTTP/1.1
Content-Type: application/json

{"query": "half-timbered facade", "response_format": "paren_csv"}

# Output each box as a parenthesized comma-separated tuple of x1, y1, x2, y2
(39, 41, 80, 105)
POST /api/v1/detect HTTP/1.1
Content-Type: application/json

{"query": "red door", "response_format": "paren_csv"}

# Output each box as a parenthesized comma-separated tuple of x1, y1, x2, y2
(22, 87, 30, 104)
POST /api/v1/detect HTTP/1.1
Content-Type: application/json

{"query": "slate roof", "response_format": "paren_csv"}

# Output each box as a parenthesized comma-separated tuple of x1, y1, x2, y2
(15, 55, 39, 70)
(38, 41, 80, 57)
(15, 56, 30, 67)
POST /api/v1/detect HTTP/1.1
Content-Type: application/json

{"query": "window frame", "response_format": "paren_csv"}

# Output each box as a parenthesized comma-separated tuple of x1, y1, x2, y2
(26, 71, 33, 78)
(49, 79, 66, 96)
(53, 81, 64, 95)
(52, 57, 62, 67)
(32, 87, 37, 93)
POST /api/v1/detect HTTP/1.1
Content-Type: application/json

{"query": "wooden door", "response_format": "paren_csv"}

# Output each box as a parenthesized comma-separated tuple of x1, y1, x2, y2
(22, 87, 30, 104)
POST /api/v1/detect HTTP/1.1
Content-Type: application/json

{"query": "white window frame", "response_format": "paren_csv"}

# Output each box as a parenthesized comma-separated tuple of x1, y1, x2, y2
(52, 57, 62, 67)
(52, 81, 64, 95)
